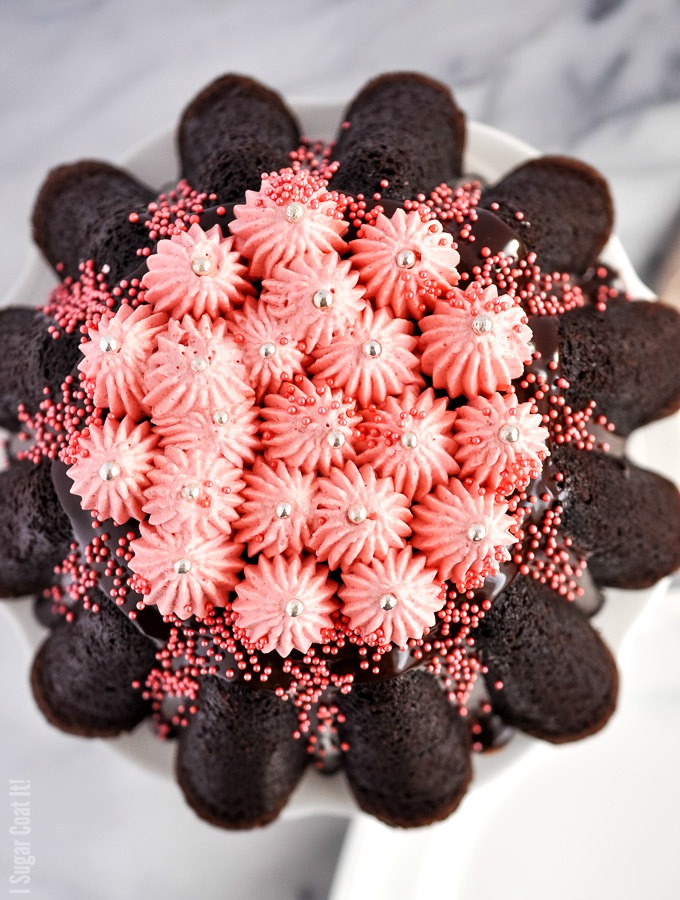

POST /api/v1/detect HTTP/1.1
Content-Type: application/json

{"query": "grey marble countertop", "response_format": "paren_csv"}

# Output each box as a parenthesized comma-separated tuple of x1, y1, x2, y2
(1, 2, 679, 898)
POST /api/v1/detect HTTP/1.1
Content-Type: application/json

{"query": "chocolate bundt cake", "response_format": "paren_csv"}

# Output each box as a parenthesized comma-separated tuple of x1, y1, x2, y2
(2, 72, 680, 830)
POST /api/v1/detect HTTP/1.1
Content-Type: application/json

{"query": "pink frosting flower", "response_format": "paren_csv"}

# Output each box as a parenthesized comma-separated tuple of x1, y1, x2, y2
(230, 168, 348, 279)
(357, 387, 458, 501)
(67, 415, 158, 525)
(261, 254, 366, 352)
(142, 446, 245, 536)
(229, 299, 305, 400)
(309, 306, 422, 407)
(260, 377, 359, 475)
(309, 462, 411, 570)
(339, 548, 445, 647)
(144, 315, 252, 421)
(419, 285, 533, 398)
(156, 402, 260, 468)
(130, 523, 243, 620)
(234, 459, 316, 558)
(78, 304, 167, 421)
(143, 223, 253, 319)
(411, 478, 516, 589)
(349, 209, 460, 318)
(233, 555, 338, 657)
(454, 392, 550, 492)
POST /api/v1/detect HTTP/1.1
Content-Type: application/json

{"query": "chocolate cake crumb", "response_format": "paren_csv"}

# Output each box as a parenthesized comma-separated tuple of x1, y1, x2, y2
(476, 573, 618, 742)
(31, 590, 156, 736)
(177, 677, 308, 829)
(337, 669, 472, 827)
(481, 156, 613, 275)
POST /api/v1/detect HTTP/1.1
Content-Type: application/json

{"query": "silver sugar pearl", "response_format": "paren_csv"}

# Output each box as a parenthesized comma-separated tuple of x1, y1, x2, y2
(312, 288, 334, 310)
(213, 409, 230, 426)
(191, 256, 213, 276)
(174, 558, 192, 575)
(286, 598, 305, 618)
(191, 355, 208, 372)
(259, 341, 277, 359)
(181, 484, 201, 502)
(499, 423, 520, 444)
(362, 339, 382, 359)
(467, 522, 487, 543)
(400, 431, 418, 449)
(327, 430, 346, 449)
(380, 592, 398, 611)
(276, 500, 293, 520)
(472, 314, 493, 335)
(99, 335, 118, 354)
(347, 504, 367, 525)
(285, 202, 304, 223)
(98, 460, 121, 481)
(395, 248, 417, 269)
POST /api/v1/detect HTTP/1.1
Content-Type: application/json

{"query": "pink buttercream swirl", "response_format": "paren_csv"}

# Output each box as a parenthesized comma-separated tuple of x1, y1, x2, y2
(78, 304, 167, 421)
(309, 306, 422, 407)
(230, 168, 349, 279)
(357, 387, 458, 501)
(260, 376, 359, 474)
(350, 209, 460, 318)
(130, 523, 244, 620)
(156, 402, 260, 468)
(309, 461, 411, 570)
(234, 459, 316, 558)
(229, 298, 305, 400)
(67, 415, 158, 525)
(233, 555, 338, 657)
(144, 315, 252, 421)
(339, 547, 445, 647)
(412, 478, 517, 589)
(419, 284, 533, 397)
(142, 446, 245, 536)
(454, 392, 550, 492)
(143, 223, 253, 319)
(261, 254, 367, 352)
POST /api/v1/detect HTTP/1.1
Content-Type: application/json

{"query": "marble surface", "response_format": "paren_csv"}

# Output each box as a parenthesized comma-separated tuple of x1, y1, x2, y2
(1, 1, 680, 898)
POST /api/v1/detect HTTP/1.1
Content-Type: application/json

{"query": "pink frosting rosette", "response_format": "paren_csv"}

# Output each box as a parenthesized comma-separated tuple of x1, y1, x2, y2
(142, 446, 245, 536)
(156, 402, 260, 468)
(233, 555, 338, 657)
(130, 523, 244, 620)
(144, 315, 252, 421)
(349, 208, 460, 318)
(261, 254, 367, 352)
(309, 461, 411, 570)
(454, 392, 550, 492)
(230, 168, 348, 279)
(419, 284, 533, 398)
(78, 303, 167, 421)
(143, 222, 253, 319)
(339, 547, 445, 647)
(357, 387, 458, 501)
(67, 415, 158, 525)
(228, 298, 305, 400)
(411, 478, 517, 589)
(234, 459, 316, 558)
(260, 376, 359, 475)
(309, 306, 423, 407)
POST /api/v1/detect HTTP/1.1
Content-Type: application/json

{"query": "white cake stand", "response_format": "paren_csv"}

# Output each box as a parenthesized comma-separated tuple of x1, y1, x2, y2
(2, 100, 676, 898)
